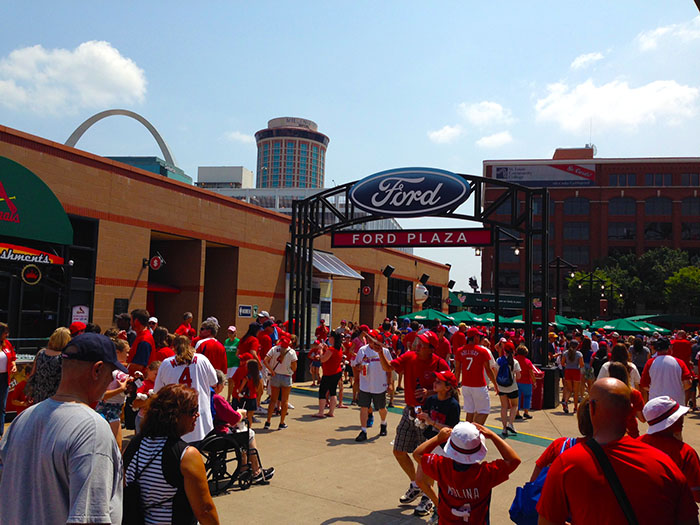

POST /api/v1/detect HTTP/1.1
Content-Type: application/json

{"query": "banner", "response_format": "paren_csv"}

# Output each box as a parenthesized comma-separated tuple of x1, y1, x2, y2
(332, 228, 492, 248)
(491, 163, 596, 187)
(0, 243, 64, 265)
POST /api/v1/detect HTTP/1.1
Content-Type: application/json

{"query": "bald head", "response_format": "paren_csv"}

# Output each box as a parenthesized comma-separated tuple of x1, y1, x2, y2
(589, 378, 631, 441)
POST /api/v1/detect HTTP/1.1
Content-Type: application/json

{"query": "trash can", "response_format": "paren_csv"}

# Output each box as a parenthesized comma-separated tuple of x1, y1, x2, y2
(531, 375, 544, 411)
(542, 366, 560, 410)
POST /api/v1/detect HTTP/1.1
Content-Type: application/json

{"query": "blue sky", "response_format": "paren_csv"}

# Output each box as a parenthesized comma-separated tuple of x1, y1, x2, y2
(2, 2, 700, 291)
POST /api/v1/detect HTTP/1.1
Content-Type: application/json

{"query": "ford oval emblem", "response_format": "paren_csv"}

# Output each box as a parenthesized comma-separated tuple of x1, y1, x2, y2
(349, 167, 470, 217)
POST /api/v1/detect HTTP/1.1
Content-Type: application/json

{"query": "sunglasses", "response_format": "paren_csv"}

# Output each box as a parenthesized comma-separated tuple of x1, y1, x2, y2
(187, 407, 199, 416)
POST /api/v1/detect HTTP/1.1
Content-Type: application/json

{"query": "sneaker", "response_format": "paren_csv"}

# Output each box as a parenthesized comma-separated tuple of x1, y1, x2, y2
(252, 416, 261, 423)
(414, 496, 433, 516)
(261, 397, 271, 405)
(379, 423, 388, 436)
(252, 467, 275, 484)
(387, 402, 394, 408)
(355, 430, 368, 442)
(514, 414, 523, 420)
(264, 421, 270, 429)
(507, 424, 517, 435)
(501, 428, 509, 438)
(399, 485, 422, 504)
(428, 508, 439, 525)
(287, 403, 295, 410)
(523, 413, 533, 420)
(278, 422, 288, 430)
(367, 414, 374, 428)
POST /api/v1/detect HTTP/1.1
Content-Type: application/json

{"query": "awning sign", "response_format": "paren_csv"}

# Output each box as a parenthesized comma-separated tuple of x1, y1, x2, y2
(332, 228, 492, 248)
(0, 243, 64, 265)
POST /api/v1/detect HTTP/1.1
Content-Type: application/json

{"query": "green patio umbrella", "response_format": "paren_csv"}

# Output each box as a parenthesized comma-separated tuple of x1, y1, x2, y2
(555, 315, 581, 329)
(401, 309, 455, 324)
(633, 320, 671, 336)
(501, 315, 526, 327)
(591, 318, 649, 335)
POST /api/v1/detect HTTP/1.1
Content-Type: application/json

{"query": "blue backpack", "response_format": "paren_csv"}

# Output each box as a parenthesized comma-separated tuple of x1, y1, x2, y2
(496, 356, 513, 387)
(509, 438, 576, 524)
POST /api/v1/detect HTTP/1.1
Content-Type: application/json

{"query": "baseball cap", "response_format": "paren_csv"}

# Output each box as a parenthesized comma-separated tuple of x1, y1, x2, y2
(62, 332, 128, 373)
(257, 310, 270, 318)
(434, 370, 458, 388)
(367, 329, 381, 342)
(466, 327, 482, 338)
(227, 325, 236, 332)
(611, 331, 620, 338)
(444, 422, 487, 465)
(148, 317, 158, 324)
(653, 337, 670, 350)
(69, 321, 86, 336)
(643, 396, 689, 434)
(262, 320, 274, 329)
(278, 337, 291, 348)
(320, 319, 325, 324)
(416, 329, 438, 349)
(359, 324, 370, 332)
(503, 342, 516, 353)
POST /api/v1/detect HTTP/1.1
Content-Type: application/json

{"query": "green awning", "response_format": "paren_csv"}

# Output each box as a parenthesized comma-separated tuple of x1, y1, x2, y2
(401, 309, 455, 324)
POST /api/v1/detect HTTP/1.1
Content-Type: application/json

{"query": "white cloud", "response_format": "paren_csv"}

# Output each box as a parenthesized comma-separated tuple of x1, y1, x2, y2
(427, 124, 462, 144)
(570, 52, 604, 70)
(636, 16, 700, 51)
(535, 79, 699, 133)
(224, 131, 255, 145)
(459, 101, 514, 127)
(0, 41, 146, 115)
(475, 131, 513, 148)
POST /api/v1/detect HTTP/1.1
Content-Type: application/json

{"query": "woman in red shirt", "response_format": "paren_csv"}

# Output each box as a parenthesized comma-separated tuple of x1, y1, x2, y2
(0, 322, 17, 438)
(607, 362, 645, 437)
(237, 322, 262, 362)
(314, 330, 344, 418)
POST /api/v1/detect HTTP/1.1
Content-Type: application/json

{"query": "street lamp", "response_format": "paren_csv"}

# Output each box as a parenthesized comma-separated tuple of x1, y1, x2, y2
(548, 256, 577, 315)
(574, 270, 606, 322)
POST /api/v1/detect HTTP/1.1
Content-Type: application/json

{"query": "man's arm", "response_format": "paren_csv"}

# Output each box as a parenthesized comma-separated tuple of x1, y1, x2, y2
(485, 361, 499, 394)
(413, 427, 451, 462)
(377, 345, 397, 373)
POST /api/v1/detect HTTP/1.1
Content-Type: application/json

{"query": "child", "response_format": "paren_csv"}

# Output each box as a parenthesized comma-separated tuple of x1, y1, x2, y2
(95, 338, 131, 450)
(237, 359, 261, 427)
(131, 360, 161, 434)
(309, 340, 322, 387)
(414, 422, 521, 524)
(514, 345, 541, 420)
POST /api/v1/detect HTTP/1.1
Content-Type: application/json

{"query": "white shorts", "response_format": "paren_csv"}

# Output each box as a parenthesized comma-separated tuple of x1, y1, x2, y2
(227, 367, 238, 379)
(462, 385, 491, 415)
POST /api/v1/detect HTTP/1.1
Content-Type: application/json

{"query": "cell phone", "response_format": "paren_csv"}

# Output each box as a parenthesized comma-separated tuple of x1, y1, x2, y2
(133, 378, 144, 389)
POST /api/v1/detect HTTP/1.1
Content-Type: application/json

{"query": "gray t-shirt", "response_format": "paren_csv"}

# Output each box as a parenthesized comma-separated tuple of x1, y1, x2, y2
(0, 399, 123, 524)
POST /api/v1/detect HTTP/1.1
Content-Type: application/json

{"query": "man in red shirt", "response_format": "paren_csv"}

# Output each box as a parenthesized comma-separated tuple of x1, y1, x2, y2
(315, 319, 329, 341)
(640, 395, 700, 502)
(174, 311, 196, 342)
(450, 324, 467, 355)
(195, 320, 227, 375)
(434, 326, 451, 362)
(378, 329, 449, 516)
(127, 309, 155, 375)
(672, 330, 696, 407)
(454, 328, 498, 424)
(538, 378, 698, 525)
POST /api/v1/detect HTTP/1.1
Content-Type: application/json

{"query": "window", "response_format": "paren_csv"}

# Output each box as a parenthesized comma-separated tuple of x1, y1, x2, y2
(681, 173, 699, 186)
(682, 223, 700, 240)
(532, 196, 555, 216)
(609, 173, 636, 186)
(645, 197, 672, 215)
(608, 197, 636, 215)
(497, 271, 520, 290)
(645, 173, 672, 186)
(563, 222, 589, 240)
(644, 222, 673, 240)
(498, 244, 520, 263)
(563, 197, 589, 216)
(563, 246, 589, 265)
(386, 277, 413, 319)
(682, 198, 700, 216)
(608, 222, 636, 240)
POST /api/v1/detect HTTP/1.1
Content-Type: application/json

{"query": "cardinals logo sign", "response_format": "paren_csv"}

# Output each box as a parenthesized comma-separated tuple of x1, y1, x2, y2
(0, 181, 19, 224)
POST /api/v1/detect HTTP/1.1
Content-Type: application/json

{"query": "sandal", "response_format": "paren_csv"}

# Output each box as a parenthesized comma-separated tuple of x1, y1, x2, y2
(312, 413, 326, 418)
(325, 412, 335, 417)
(562, 402, 569, 414)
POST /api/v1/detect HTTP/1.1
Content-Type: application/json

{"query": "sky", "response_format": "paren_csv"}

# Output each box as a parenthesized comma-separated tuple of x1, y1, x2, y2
(2, 2, 700, 292)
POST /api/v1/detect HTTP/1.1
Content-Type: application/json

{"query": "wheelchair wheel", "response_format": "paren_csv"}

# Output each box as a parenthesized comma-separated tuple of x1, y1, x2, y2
(197, 435, 243, 495)
(238, 467, 253, 490)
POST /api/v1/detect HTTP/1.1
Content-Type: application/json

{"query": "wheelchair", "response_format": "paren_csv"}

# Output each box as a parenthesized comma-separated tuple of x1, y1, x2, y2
(196, 423, 263, 495)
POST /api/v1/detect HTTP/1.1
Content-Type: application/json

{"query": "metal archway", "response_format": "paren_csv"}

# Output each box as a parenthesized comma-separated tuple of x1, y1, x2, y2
(289, 171, 550, 357)
(65, 109, 177, 167)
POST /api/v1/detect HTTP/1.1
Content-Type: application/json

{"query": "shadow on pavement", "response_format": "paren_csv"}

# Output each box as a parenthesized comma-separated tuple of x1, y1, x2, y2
(320, 508, 425, 524)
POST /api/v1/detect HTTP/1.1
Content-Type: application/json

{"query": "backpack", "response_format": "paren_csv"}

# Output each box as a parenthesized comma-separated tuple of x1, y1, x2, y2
(496, 356, 513, 387)
(509, 438, 575, 524)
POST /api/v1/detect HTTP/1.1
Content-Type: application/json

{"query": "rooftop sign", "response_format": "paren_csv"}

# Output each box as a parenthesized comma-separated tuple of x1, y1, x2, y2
(349, 167, 470, 218)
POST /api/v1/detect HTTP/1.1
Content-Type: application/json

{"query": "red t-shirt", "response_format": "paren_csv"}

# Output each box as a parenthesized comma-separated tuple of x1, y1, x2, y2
(239, 376, 258, 399)
(153, 346, 175, 363)
(535, 436, 583, 469)
(128, 329, 155, 367)
(450, 331, 466, 352)
(455, 345, 493, 388)
(257, 332, 273, 360)
(626, 388, 644, 438)
(434, 337, 451, 361)
(238, 337, 260, 360)
(514, 355, 537, 385)
(640, 433, 700, 501)
(174, 322, 196, 340)
(671, 339, 694, 369)
(197, 338, 227, 374)
(390, 351, 449, 406)
(315, 324, 329, 340)
(321, 347, 344, 376)
(421, 454, 510, 524)
(538, 436, 698, 524)
(403, 331, 417, 352)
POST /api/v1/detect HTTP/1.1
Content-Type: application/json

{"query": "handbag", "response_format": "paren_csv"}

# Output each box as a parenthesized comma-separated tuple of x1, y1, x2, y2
(123, 438, 169, 525)
(585, 439, 638, 525)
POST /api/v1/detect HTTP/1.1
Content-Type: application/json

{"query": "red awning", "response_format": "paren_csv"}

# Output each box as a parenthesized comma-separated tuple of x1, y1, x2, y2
(147, 282, 180, 294)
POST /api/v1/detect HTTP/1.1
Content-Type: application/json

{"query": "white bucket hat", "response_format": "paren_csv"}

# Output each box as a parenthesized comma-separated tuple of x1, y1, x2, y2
(643, 396, 689, 434)
(444, 422, 488, 464)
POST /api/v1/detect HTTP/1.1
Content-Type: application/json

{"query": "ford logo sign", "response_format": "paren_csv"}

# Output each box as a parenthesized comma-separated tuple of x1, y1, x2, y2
(349, 167, 470, 218)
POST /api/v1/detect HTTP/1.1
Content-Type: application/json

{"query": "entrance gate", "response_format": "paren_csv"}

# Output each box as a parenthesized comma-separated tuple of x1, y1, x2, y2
(290, 168, 549, 361)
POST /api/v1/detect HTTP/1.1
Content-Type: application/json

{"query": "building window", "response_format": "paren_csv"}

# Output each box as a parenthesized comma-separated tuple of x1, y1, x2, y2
(386, 277, 413, 319)
(498, 244, 520, 263)
(681, 173, 700, 186)
(563, 222, 589, 240)
(563, 197, 590, 216)
(532, 196, 555, 216)
(497, 271, 520, 290)
(645, 173, 672, 186)
(608, 222, 635, 240)
(644, 222, 673, 240)
(682, 198, 700, 216)
(645, 197, 672, 215)
(682, 223, 700, 240)
(609, 173, 636, 186)
(563, 245, 589, 265)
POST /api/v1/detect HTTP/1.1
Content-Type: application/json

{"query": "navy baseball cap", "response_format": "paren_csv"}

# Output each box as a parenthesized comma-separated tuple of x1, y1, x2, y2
(62, 332, 128, 373)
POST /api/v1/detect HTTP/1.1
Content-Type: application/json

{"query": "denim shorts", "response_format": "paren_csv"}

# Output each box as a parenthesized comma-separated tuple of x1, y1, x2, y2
(270, 374, 293, 388)
(96, 401, 123, 423)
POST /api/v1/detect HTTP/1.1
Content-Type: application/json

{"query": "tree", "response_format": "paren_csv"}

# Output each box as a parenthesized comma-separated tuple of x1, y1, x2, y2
(566, 269, 620, 321)
(664, 266, 700, 314)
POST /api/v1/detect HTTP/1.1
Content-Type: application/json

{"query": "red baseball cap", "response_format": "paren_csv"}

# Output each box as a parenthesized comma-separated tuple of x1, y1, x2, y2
(279, 337, 291, 348)
(416, 330, 438, 349)
(69, 321, 86, 336)
(466, 327, 482, 338)
(503, 342, 516, 353)
(434, 370, 458, 388)
(367, 329, 381, 341)
(359, 324, 370, 332)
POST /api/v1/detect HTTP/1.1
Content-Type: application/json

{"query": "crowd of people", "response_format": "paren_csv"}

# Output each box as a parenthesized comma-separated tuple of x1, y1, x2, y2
(0, 311, 699, 523)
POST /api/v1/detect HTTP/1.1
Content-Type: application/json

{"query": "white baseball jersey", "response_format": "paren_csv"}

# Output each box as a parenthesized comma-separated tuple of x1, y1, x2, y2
(154, 354, 217, 442)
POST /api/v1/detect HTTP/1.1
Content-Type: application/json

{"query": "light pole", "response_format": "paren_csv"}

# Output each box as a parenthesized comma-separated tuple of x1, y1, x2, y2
(548, 256, 577, 315)
(602, 283, 623, 319)
(575, 271, 606, 322)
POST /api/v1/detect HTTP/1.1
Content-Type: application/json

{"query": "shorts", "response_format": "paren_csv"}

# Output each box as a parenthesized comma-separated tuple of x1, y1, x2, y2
(311, 361, 322, 368)
(461, 385, 491, 415)
(233, 397, 257, 412)
(564, 369, 581, 382)
(227, 366, 238, 379)
(583, 365, 595, 381)
(346, 365, 354, 377)
(498, 389, 519, 400)
(393, 406, 426, 453)
(96, 401, 123, 423)
(270, 374, 293, 388)
(358, 390, 387, 410)
(319, 372, 342, 399)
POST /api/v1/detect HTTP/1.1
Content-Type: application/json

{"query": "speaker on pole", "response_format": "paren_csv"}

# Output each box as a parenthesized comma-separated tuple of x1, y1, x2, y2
(419, 274, 430, 285)
(448, 280, 456, 289)
(382, 265, 395, 278)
